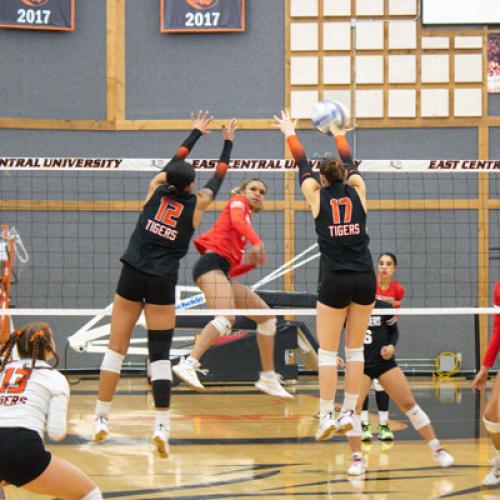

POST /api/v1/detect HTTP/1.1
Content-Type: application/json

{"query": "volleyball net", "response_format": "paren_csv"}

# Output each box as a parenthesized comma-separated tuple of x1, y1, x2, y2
(0, 158, 498, 373)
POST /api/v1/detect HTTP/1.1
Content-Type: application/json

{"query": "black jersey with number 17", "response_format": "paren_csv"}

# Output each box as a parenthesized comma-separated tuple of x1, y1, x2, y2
(121, 186, 196, 278)
(315, 183, 373, 271)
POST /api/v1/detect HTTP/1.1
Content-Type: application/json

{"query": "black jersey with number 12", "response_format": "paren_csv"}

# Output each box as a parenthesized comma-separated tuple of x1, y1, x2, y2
(121, 187, 196, 278)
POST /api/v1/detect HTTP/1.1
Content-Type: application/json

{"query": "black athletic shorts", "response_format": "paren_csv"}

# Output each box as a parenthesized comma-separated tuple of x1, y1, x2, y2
(317, 268, 376, 308)
(0, 428, 51, 487)
(364, 360, 398, 380)
(192, 253, 231, 282)
(116, 263, 176, 305)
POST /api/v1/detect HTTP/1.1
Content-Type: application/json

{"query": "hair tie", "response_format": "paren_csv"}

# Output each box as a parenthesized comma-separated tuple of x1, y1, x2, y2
(29, 330, 45, 343)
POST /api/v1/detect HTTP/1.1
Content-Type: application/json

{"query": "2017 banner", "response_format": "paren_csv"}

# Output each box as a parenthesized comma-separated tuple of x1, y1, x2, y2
(0, 0, 75, 31)
(161, 0, 245, 33)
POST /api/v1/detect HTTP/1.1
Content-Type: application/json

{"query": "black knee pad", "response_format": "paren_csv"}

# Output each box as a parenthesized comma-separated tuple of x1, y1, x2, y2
(362, 394, 369, 411)
(375, 390, 390, 411)
(148, 329, 174, 362)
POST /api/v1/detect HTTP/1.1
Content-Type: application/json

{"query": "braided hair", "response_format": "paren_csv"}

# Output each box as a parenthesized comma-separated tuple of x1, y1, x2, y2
(0, 322, 59, 373)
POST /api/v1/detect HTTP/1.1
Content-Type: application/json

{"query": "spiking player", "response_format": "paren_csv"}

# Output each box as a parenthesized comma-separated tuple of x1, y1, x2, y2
(361, 252, 405, 442)
(472, 279, 500, 486)
(173, 177, 293, 399)
(345, 300, 454, 475)
(92, 112, 236, 458)
(0, 322, 102, 499)
(273, 109, 375, 439)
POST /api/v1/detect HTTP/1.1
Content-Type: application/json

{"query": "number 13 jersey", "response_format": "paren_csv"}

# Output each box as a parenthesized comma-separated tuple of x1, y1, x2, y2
(121, 187, 197, 278)
(315, 183, 373, 272)
(0, 360, 69, 439)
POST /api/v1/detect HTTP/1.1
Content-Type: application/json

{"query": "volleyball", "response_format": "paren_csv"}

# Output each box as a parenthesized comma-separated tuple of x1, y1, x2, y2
(311, 100, 350, 135)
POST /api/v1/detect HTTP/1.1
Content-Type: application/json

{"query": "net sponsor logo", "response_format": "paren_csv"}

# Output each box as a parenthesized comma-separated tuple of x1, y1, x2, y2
(428, 160, 500, 170)
(21, 0, 50, 6)
(186, 0, 220, 10)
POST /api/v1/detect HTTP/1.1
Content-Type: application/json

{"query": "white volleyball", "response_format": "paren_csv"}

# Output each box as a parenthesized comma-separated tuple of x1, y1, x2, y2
(311, 100, 350, 135)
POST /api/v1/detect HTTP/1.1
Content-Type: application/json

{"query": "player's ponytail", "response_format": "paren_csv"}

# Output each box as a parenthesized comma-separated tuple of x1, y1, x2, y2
(15, 322, 60, 370)
(320, 159, 346, 184)
(164, 184, 179, 197)
(0, 330, 20, 373)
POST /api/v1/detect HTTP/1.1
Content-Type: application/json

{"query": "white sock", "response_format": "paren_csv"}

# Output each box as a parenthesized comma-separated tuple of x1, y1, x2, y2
(342, 393, 359, 412)
(353, 451, 363, 460)
(320, 399, 334, 416)
(155, 410, 170, 429)
(260, 370, 276, 380)
(378, 411, 389, 424)
(361, 410, 369, 424)
(428, 438, 441, 452)
(187, 355, 199, 366)
(495, 449, 500, 468)
(95, 400, 111, 418)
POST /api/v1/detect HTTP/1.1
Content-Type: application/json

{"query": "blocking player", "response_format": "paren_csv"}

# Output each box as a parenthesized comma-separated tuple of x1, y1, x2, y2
(273, 109, 375, 439)
(92, 112, 236, 457)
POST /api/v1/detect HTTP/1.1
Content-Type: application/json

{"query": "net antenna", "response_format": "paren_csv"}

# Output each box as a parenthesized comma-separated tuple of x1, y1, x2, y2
(67, 243, 320, 354)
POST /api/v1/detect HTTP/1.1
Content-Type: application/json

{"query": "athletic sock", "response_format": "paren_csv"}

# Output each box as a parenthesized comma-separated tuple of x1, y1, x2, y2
(428, 439, 441, 452)
(95, 400, 111, 418)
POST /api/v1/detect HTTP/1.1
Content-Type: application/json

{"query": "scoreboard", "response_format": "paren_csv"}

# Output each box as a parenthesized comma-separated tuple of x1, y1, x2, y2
(161, 0, 245, 33)
(0, 0, 75, 31)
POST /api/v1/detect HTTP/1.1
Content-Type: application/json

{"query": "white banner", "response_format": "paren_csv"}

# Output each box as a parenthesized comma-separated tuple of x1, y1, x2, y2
(0, 158, 499, 172)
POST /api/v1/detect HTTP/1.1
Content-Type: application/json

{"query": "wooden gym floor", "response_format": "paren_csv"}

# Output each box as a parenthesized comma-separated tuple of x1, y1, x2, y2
(3, 377, 499, 500)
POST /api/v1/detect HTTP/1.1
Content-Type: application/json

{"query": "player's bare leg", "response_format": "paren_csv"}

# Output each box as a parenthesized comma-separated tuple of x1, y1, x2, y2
(93, 295, 142, 442)
(173, 270, 235, 391)
(336, 302, 374, 434)
(314, 301, 346, 440)
(378, 367, 454, 467)
(231, 281, 293, 399)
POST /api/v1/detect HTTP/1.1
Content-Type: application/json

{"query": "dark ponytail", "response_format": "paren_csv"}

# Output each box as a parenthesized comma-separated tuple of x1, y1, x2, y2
(164, 184, 179, 197)
(319, 159, 346, 185)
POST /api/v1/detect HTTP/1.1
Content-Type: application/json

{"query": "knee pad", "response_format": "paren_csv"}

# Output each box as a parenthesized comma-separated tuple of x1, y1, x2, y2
(406, 404, 430, 430)
(100, 349, 125, 374)
(318, 349, 337, 367)
(346, 414, 361, 438)
(81, 486, 103, 500)
(483, 417, 500, 434)
(148, 329, 174, 362)
(373, 378, 383, 392)
(150, 360, 172, 408)
(345, 347, 364, 363)
(256, 317, 276, 337)
(210, 316, 232, 336)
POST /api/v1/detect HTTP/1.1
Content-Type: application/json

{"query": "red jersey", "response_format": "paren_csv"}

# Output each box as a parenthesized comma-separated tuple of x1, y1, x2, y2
(194, 194, 262, 269)
(482, 280, 500, 368)
(376, 278, 405, 307)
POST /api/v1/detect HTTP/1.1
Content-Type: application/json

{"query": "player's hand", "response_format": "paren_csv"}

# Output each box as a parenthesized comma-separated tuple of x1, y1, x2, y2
(272, 109, 297, 138)
(336, 356, 345, 369)
(222, 118, 237, 141)
(191, 110, 213, 135)
(380, 344, 395, 360)
(471, 366, 489, 391)
(247, 243, 267, 267)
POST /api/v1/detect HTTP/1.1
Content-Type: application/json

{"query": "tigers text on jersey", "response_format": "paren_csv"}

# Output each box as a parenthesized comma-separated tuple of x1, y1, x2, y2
(364, 301, 399, 366)
(121, 187, 196, 277)
(0, 359, 69, 439)
(315, 183, 373, 272)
